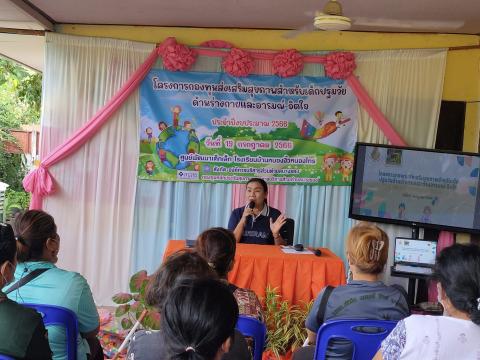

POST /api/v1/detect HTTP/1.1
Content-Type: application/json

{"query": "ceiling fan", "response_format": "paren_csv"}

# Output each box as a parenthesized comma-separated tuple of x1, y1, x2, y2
(285, 0, 464, 37)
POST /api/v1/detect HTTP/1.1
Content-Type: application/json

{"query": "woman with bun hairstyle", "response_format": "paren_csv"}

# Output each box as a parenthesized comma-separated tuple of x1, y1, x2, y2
(127, 250, 250, 360)
(196, 227, 264, 320)
(161, 278, 239, 360)
(294, 222, 409, 360)
(374, 243, 480, 360)
(228, 178, 287, 245)
(4, 210, 100, 360)
(0, 223, 52, 359)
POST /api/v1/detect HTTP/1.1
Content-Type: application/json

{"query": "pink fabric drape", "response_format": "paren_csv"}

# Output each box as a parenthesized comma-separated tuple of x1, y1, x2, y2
(347, 75, 407, 146)
(25, 37, 405, 216)
(23, 47, 160, 209)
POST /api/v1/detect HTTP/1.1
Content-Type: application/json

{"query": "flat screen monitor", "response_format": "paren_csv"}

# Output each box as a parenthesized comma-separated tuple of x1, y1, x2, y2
(349, 142, 480, 234)
(394, 238, 437, 267)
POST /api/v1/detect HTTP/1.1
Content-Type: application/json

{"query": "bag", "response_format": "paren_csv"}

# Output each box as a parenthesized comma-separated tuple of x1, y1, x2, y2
(316, 285, 334, 326)
(4, 268, 49, 294)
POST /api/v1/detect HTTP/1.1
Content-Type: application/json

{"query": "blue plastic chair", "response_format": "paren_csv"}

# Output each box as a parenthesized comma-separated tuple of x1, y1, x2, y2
(314, 319, 398, 360)
(236, 315, 267, 360)
(0, 355, 15, 360)
(23, 303, 79, 360)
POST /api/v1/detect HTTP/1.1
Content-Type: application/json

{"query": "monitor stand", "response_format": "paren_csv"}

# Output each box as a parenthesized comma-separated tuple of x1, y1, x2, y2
(392, 225, 425, 306)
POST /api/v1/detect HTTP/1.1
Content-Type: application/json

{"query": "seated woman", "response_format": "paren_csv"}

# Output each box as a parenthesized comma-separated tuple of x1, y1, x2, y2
(228, 178, 287, 245)
(127, 250, 250, 360)
(294, 222, 409, 360)
(195, 227, 264, 320)
(161, 278, 239, 360)
(4, 210, 100, 360)
(374, 243, 480, 360)
(0, 223, 52, 359)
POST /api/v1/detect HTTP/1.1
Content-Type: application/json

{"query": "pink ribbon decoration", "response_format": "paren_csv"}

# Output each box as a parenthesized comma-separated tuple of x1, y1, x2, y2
(24, 47, 160, 209)
(320, 51, 356, 80)
(222, 48, 255, 77)
(199, 40, 234, 49)
(273, 49, 304, 78)
(26, 36, 408, 211)
(347, 75, 407, 146)
(158, 37, 197, 72)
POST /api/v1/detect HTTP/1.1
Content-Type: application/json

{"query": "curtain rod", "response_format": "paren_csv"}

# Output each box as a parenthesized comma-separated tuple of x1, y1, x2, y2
(0, 27, 45, 36)
(448, 45, 480, 51)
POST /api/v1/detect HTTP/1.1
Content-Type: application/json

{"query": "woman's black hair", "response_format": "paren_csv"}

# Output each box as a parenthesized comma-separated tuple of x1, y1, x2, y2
(195, 227, 236, 278)
(246, 178, 268, 204)
(145, 250, 216, 311)
(161, 278, 239, 360)
(0, 223, 16, 264)
(433, 243, 480, 325)
(13, 210, 57, 262)
(246, 178, 268, 193)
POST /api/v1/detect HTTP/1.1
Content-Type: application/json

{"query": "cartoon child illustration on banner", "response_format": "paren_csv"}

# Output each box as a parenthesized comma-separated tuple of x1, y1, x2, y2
(323, 153, 337, 182)
(340, 153, 354, 182)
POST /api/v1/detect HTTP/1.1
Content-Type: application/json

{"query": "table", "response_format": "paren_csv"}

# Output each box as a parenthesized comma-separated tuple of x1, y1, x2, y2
(164, 240, 346, 306)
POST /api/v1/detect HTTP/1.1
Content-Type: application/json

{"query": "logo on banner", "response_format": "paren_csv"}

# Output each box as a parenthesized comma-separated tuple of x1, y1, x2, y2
(177, 170, 199, 180)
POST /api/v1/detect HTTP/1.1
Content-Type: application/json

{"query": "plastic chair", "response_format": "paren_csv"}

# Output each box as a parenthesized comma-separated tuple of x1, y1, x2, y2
(23, 303, 79, 360)
(236, 315, 267, 360)
(0, 355, 15, 360)
(280, 218, 295, 246)
(314, 319, 398, 360)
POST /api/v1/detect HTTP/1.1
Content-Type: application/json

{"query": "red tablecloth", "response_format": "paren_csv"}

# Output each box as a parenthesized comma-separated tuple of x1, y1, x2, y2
(164, 240, 346, 305)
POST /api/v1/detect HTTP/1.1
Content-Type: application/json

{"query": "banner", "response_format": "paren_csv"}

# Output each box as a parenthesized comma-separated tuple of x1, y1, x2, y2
(138, 70, 357, 185)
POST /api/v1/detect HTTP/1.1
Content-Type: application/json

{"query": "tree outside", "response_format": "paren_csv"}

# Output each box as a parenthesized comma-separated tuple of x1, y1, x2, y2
(0, 57, 42, 217)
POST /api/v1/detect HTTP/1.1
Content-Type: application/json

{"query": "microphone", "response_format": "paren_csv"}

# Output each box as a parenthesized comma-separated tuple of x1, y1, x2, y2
(248, 201, 255, 210)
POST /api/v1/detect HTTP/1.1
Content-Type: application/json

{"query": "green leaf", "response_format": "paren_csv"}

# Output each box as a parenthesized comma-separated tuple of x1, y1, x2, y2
(139, 279, 149, 298)
(112, 292, 133, 304)
(121, 317, 133, 330)
(131, 301, 146, 319)
(115, 304, 130, 317)
(141, 310, 160, 330)
(129, 270, 148, 293)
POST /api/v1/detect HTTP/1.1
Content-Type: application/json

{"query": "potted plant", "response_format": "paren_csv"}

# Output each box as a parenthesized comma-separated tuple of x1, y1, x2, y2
(112, 270, 160, 330)
(262, 286, 313, 360)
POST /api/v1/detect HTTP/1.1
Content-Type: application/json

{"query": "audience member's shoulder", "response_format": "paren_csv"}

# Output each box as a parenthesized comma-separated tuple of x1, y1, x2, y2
(53, 267, 91, 286)
(5, 298, 44, 325)
(132, 329, 160, 341)
(403, 314, 432, 327)
(128, 329, 164, 359)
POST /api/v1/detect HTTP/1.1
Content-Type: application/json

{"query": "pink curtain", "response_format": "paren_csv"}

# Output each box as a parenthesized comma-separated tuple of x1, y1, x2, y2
(232, 183, 287, 213)
(23, 48, 160, 209)
(427, 231, 455, 302)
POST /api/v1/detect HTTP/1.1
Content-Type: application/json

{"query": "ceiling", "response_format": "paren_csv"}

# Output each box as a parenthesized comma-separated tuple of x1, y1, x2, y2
(2, 0, 480, 71)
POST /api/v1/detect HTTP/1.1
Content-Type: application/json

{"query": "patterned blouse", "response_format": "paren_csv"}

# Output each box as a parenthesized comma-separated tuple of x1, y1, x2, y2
(233, 287, 264, 322)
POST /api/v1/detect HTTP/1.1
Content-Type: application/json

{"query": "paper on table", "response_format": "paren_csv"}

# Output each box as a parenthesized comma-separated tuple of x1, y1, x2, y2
(280, 246, 314, 255)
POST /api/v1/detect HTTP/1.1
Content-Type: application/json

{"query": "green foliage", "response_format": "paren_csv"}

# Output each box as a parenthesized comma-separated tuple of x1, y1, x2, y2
(4, 188, 30, 211)
(263, 286, 313, 357)
(129, 269, 149, 293)
(111, 293, 133, 304)
(112, 270, 160, 331)
(0, 57, 41, 192)
(0, 152, 27, 191)
(0, 57, 41, 126)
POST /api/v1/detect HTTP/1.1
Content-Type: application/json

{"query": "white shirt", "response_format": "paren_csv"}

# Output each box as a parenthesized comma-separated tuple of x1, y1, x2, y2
(382, 314, 480, 360)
